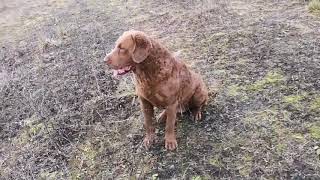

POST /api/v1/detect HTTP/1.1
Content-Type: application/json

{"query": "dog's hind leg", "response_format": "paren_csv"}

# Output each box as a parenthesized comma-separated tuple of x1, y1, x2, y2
(189, 82, 208, 121)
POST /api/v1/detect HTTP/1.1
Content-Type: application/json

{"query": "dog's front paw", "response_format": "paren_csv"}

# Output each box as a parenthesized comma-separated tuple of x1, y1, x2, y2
(165, 135, 177, 150)
(193, 111, 202, 121)
(143, 133, 155, 149)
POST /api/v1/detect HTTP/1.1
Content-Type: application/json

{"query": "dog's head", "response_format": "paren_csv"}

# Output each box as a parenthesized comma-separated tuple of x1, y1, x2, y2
(104, 30, 153, 76)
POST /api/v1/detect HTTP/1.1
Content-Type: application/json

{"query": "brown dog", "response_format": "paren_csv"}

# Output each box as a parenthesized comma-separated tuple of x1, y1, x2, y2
(104, 30, 208, 150)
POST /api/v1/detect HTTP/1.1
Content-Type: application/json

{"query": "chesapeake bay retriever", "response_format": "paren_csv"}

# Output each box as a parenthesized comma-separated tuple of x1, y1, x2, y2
(104, 30, 208, 150)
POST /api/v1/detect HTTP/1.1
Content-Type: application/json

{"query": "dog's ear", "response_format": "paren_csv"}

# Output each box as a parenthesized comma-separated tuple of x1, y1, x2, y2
(131, 33, 152, 63)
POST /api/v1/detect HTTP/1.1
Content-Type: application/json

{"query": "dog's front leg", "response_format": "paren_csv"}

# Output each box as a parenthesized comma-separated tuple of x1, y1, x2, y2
(140, 96, 155, 149)
(165, 101, 178, 150)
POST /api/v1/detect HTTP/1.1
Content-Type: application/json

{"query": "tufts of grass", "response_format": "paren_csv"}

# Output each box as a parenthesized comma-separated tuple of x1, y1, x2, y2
(308, 0, 320, 14)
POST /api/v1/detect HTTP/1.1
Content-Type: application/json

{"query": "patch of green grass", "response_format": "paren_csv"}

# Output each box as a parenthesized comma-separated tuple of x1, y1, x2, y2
(225, 84, 249, 101)
(275, 143, 287, 153)
(227, 84, 242, 97)
(247, 71, 285, 92)
(282, 93, 306, 108)
(70, 141, 99, 179)
(244, 108, 278, 125)
(238, 153, 253, 177)
(283, 94, 304, 105)
(308, 0, 320, 14)
(309, 124, 320, 139)
(310, 97, 320, 111)
(209, 155, 222, 167)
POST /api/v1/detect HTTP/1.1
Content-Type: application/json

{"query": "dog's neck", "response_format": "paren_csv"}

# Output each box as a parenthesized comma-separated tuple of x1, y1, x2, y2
(133, 39, 175, 84)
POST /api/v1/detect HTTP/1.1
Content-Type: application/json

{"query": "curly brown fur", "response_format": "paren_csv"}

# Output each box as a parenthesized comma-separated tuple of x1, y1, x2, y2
(104, 30, 208, 150)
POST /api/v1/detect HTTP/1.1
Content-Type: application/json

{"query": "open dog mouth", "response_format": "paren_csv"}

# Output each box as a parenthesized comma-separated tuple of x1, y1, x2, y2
(113, 66, 132, 76)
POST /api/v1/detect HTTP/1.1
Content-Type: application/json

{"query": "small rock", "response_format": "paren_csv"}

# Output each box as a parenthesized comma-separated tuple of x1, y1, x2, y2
(126, 134, 133, 139)
(43, 53, 55, 63)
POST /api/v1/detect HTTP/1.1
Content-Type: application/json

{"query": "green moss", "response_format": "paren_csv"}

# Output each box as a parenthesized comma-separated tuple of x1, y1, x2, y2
(238, 154, 253, 177)
(225, 84, 249, 101)
(309, 125, 320, 139)
(310, 97, 320, 111)
(283, 95, 304, 105)
(209, 155, 222, 167)
(275, 143, 287, 153)
(227, 84, 242, 97)
(282, 94, 306, 109)
(248, 71, 285, 92)
(244, 108, 278, 124)
(309, 0, 320, 14)
(70, 141, 99, 179)
(81, 144, 98, 162)
(29, 123, 44, 136)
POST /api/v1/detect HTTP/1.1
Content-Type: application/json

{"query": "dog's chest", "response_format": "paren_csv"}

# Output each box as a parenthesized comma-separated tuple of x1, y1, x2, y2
(136, 85, 165, 107)
(136, 80, 178, 108)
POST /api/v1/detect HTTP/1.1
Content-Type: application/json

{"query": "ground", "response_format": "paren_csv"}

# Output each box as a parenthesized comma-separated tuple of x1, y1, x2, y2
(0, 0, 320, 179)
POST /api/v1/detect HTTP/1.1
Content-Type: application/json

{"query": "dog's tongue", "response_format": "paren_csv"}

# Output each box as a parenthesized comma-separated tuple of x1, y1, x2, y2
(113, 66, 131, 77)
(113, 69, 125, 76)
